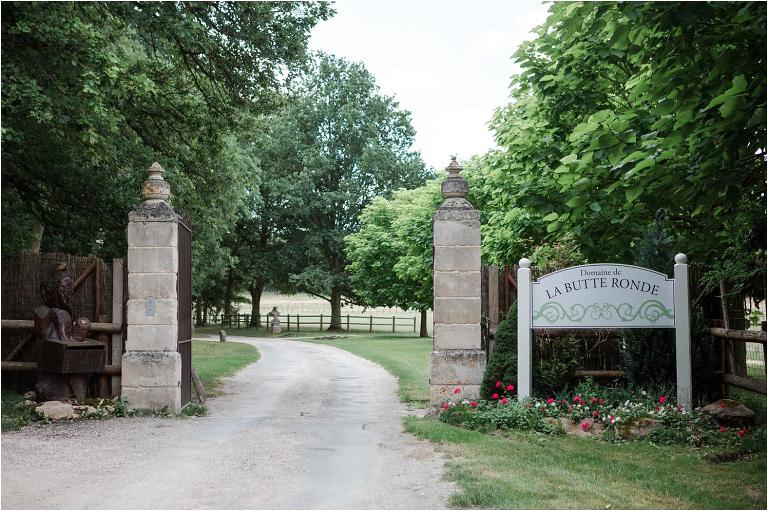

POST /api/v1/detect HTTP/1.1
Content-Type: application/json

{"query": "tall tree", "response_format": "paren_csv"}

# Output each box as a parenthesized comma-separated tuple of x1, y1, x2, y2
(1, 1, 331, 264)
(346, 180, 443, 337)
(274, 55, 429, 330)
(475, 2, 765, 303)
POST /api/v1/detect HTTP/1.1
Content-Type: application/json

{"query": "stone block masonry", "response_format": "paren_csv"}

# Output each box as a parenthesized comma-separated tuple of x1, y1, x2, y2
(430, 157, 486, 406)
(121, 163, 182, 411)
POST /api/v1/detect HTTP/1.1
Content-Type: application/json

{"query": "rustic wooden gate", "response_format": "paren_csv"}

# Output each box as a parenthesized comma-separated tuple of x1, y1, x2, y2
(177, 213, 193, 406)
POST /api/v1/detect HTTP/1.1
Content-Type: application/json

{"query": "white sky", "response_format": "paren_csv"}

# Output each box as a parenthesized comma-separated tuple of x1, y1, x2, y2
(309, 0, 552, 171)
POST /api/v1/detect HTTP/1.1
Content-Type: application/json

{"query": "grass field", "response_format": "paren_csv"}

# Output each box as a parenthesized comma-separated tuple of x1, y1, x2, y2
(293, 331, 766, 509)
(404, 417, 766, 509)
(192, 340, 260, 396)
(1, 391, 34, 432)
(302, 333, 432, 405)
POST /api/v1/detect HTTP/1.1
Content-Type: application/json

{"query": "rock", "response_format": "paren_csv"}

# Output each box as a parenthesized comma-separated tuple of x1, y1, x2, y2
(22, 390, 36, 400)
(553, 417, 605, 437)
(17, 400, 37, 409)
(617, 417, 662, 440)
(35, 401, 74, 421)
(700, 399, 755, 426)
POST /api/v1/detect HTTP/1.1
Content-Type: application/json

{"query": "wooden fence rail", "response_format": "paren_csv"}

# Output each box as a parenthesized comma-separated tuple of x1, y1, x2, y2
(213, 313, 417, 333)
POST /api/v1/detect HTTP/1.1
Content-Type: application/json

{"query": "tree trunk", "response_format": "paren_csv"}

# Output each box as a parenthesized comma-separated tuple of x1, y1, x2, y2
(30, 223, 43, 253)
(203, 302, 208, 326)
(195, 301, 202, 327)
(419, 309, 429, 337)
(329, 286, 342, 331)
(249, 285, 263, 328)
(223, 269, 235, 318)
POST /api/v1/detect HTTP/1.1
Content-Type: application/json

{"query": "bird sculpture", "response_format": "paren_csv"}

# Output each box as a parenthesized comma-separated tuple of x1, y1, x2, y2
(40, 262, 74, 320)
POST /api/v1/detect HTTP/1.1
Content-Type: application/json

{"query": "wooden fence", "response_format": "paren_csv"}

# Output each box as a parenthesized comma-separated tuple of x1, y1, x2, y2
(1, 252, 125, 397)
(213, 313, 417, 333)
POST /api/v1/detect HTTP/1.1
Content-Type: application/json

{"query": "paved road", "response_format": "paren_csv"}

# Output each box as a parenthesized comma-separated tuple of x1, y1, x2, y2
(1, 337, 452, 509)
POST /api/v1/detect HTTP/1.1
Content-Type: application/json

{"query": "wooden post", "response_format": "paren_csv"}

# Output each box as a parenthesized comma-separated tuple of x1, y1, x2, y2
(110, 258, 124, 398)
(392, 316, 396, 333)
(413, 316, 416, 333)
(287, 314, 291, 331)
(369, 315, 373, 333)
(97, 313, 110, 397)
(297, 314, 300, 332)
(320, 314, 324, 330)
(517, 258, 532, 400)
(94, 258, 102, 318)
(674, 254, 692, 411)
(346, 315, 350, 332)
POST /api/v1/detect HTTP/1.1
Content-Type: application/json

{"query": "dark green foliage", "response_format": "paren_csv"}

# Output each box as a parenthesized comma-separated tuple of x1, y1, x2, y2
(690, 305, 718, 404)
(534, 335, 581, 396)
(481, 303, 518, 398)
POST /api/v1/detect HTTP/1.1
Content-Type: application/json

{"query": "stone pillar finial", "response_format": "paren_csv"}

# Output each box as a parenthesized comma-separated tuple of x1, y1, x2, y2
(141, 162, 170, 202)
(442, 156, 468, 199)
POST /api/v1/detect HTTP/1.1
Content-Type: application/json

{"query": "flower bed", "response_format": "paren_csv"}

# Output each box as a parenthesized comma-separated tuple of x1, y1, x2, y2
(438, 380, 764, 451)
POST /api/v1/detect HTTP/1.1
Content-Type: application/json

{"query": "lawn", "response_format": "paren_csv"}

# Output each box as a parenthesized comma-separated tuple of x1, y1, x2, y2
(1, 391, 34, 432)
(404, 417, 766, 509)
(192, 340, 260, 396)
(302, 333, 432, 405)
(294, 331, 766, 509)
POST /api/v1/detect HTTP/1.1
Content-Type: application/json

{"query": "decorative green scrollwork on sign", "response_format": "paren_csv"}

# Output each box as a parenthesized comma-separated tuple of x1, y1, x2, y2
(532, 300, 674, 324)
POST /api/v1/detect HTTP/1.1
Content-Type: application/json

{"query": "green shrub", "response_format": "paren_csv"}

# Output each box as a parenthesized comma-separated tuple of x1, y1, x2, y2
(534, 334, 581, 395)
(481, 303, 518, 398)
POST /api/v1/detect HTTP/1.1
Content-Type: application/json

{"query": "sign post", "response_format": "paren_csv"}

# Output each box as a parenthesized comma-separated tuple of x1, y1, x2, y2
(517, 254, 692, 410)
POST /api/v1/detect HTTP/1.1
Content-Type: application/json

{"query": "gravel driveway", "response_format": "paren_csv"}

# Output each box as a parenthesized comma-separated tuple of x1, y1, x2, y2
(1, 337, 453, 509)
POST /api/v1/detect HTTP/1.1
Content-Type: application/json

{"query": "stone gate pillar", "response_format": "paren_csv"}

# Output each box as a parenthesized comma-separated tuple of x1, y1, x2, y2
(121, 163, 181, 411)
(430, 157, 486, 405)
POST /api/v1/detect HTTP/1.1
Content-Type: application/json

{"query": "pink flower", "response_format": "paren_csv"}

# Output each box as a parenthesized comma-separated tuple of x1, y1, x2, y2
(501, 397, 508, 404)
(495, 381, 502, 388)
(737, 428, 747, 438)
(659, 396, 667, 404)
(719, 426, 728, 433)
(592, 411, 599, 417)
(654, 406, 660, 413)
(719, 401, 727, 408)
(609, 415, 616, 424)
(441, 403, 450, 410)
(491, 393, 499, 399)
(470, 401, 478, 408)
(598, 398, 605, 405)
(546, 398, 556, 404)
(506, 384, 515, 392)
(589, 397, 597, 404)
(568, 406, 573, 412)
(573, 395, 581, 402)
(561, 399, 567, 405)
(453, 387, 461, 394)
(581, 421, 591, 431)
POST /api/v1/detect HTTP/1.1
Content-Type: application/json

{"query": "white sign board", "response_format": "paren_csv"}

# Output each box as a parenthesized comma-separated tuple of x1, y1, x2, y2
(517, 255, 692, 410)
(531, 264, 674, 329)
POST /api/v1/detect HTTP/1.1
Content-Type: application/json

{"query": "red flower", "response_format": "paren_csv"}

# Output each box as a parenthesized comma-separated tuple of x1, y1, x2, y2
(589, 397, 598, 404)
(719, 401, 727, 408)
(506, 384, 515, 391)
(453, 387, 461, 394)
(573, 395, 581, 402)
(441, 403, 450, 410)
(501, 397, 508, 404)
(609, 415, 616, 424)
(592, 411, 599, 417)
(659, 396, 667, 404)
(495, 381, 502, 388)
(654, 406, 660, 413)
(491, 393, 499, 399)
(546, 398, 556, 404)
(561, 399, 567, 405)
(598, 398, 605, 405)
(568, 406, 573, 412)
(470, 401, 478, 408)
(737, 429, 747, 438)
(581, 421, 591, 431)
(719, 426, 728, 433)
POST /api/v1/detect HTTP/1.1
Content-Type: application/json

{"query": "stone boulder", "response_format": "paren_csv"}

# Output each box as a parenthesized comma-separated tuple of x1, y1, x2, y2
(700, 399, 755, 426)
(617, 417, 662, 440)
(548, 417, 605, 437)
(35, 401, 74, 421)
